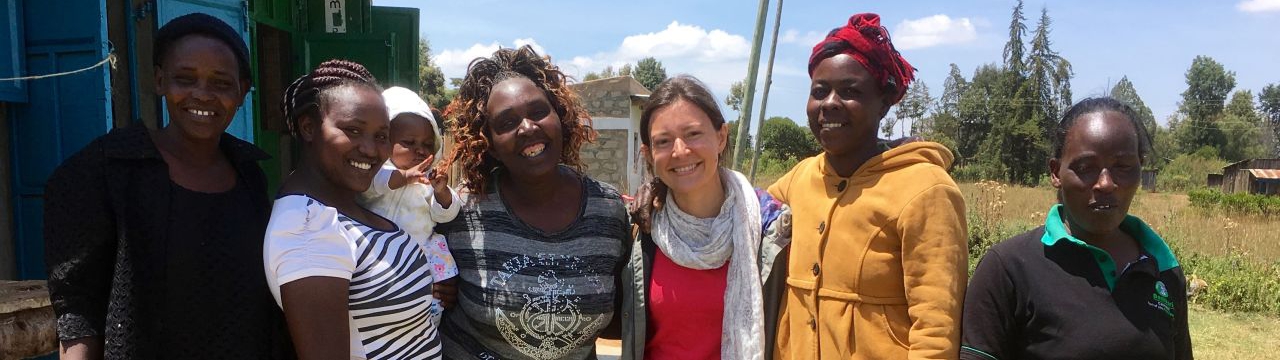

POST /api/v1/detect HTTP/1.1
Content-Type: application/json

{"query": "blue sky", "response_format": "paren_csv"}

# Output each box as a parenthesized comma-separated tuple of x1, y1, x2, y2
(374, 0, 1280, 137)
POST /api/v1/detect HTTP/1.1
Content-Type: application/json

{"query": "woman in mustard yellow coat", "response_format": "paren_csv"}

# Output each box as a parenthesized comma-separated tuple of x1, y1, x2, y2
(767, 13, 968, 360)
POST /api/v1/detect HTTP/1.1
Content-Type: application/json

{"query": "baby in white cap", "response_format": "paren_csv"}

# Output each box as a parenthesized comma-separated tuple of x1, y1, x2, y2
(358, 86, 459, 326)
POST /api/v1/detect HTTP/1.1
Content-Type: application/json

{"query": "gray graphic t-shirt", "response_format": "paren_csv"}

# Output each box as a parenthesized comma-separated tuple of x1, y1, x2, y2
(438, 174, 628, 360)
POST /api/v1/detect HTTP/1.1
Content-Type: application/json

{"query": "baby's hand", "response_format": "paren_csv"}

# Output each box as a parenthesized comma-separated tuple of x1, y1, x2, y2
(403, 155, 435, 184)
(430, 167, 451, 205)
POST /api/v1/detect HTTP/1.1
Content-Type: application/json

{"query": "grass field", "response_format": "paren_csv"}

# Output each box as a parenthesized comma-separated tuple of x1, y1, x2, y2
(1189, 305, 1280, 360)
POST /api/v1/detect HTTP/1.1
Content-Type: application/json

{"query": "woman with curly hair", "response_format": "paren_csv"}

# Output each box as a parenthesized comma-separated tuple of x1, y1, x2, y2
(434, 45, 630, 360)
(263, 59, 446, 359)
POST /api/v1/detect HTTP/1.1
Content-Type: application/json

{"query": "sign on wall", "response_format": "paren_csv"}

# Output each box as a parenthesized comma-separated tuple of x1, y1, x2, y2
(325, 0, 346, 33)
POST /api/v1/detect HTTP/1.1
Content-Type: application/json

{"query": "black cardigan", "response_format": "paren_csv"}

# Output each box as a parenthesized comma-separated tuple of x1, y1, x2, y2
(42, 126, 291, 359)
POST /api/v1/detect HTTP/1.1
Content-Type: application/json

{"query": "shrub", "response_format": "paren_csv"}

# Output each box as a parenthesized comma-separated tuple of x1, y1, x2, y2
(1188, 189, 1280, 216)
(1180, 250, 1280, 316)
(1159, 153, 1229, 192)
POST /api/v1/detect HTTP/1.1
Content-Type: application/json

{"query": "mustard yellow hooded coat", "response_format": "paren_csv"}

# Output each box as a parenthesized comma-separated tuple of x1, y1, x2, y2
(768, 142, 967, 360)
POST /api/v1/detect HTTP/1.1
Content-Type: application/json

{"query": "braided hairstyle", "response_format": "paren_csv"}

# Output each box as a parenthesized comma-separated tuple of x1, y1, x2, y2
(441, 45, 595, 195)
(280, 59, 382, 140)
(629, 75, 727, 234)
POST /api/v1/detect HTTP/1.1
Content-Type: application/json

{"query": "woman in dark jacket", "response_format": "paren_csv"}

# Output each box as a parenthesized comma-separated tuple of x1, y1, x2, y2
(43, 13, 290, 360)
(960, 98, 1192, 360)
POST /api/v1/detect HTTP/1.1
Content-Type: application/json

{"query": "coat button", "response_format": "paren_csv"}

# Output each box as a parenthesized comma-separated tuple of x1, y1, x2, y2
(811, 263, 820, 276)
(817, 222, 826, 234)
(836, 180, 848, 192)
(808, 317, 816, 330)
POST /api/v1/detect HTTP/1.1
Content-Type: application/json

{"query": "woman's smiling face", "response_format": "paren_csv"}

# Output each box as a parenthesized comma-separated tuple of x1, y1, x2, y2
(156, 34, 248, 141)
(644, 99, 727, 199)
(305, 85, 391, 193)
(484, 76, 564, 179)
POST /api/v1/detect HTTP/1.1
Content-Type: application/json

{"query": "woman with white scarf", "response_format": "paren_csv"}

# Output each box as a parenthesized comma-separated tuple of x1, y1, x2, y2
(620, 75, 789, 360)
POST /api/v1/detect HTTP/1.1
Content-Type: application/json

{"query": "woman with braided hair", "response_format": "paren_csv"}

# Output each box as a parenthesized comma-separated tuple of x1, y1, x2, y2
(432, 45, 630, 359)
(43, 13, 291, 359)
(765, 13, 968, 359)
(263, 59, 444, 359)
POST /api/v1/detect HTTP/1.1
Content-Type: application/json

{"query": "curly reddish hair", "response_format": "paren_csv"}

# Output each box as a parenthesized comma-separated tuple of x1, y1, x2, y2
(440, 45, 595, 195)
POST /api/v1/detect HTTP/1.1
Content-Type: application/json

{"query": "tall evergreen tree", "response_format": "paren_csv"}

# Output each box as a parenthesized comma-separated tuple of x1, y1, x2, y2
(940, 63, 967, 117)
(1111, 75, 1172, 165)
(1003, 0, 1027, 75)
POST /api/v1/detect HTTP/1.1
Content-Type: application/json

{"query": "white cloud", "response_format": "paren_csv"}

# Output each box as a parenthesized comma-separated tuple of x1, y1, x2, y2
(891, 15, 978, 50)
(432, 22, 757, 117)
(614, 21, 751, 63)
(435, 38, 547, 80)
(1238, 0, 1280, 12)
(779, 29, 826, 47)
(555, 21, 755, 94)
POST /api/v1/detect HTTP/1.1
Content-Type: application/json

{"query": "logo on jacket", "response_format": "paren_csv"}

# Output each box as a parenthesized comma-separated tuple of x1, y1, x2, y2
(1149, 280, 1174, 318)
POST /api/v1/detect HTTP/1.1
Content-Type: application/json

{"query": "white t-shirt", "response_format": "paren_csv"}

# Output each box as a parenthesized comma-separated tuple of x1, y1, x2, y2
(264, 195, 444, 359)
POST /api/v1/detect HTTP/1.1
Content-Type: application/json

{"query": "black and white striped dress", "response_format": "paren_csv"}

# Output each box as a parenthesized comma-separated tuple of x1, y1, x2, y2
(265, 195, 443, 360)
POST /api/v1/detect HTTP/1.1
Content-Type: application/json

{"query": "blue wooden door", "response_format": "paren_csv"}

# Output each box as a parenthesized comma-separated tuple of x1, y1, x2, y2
(9, 0, 112, 279)
(156, 0, 255, 143)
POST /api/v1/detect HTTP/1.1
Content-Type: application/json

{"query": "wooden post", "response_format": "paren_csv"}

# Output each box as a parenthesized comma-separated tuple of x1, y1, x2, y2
(0, 280, 57, 359)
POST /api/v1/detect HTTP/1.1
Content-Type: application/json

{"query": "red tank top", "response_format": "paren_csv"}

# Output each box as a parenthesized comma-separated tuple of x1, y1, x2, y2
(644, 248, 728, 360)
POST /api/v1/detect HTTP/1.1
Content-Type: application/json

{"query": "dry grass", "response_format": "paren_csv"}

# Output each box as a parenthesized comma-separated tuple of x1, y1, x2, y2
(958, 183, 1280, 266)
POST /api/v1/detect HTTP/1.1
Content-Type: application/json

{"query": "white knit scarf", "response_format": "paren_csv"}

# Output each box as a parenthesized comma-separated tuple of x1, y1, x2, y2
(651, 168, 764, 360)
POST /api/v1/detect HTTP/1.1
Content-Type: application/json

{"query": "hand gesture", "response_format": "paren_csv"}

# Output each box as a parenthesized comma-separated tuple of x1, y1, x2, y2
(402, 155, 435, 185)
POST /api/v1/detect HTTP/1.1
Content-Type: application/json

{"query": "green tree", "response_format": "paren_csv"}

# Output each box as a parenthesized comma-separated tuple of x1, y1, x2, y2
(582, 65, 617, 82)
(898, 82, 934, 135)
(724, 121, 753, 159)
(418, 39, 455, 111)
(881, 115, 900, 138)
(619, 63, 634, 77)
(925, 64, 967, 153)
(939, 63, 967, 117)
(1220, 90, 1266, 161)
(956, 64, 1003, 168)
(725, 79, 746, 112)
(1176, 56, 1235, 153)
(1003, 0, 1027, 75)
(1110, 76, 1162, 166)
(758, 117, 820, 161)
(1110, 76, 1157, 135)
(634, 57, 668, 91)
(1259, 83, 1280, 156)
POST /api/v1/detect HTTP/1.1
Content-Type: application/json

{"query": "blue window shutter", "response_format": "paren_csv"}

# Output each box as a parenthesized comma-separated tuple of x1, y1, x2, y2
(0, 0, 26, 102)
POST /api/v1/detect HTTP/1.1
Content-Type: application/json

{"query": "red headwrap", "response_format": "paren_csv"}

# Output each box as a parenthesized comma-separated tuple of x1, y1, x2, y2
(808, 13, 916, 105)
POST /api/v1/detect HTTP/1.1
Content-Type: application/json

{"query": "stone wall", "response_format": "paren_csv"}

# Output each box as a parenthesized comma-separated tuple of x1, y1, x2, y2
(580, 87, 635, 119)
(581, 129, 629, 192)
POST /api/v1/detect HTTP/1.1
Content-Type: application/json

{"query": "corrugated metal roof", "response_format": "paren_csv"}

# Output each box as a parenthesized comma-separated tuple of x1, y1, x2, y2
(1248, 169, 1280, 180)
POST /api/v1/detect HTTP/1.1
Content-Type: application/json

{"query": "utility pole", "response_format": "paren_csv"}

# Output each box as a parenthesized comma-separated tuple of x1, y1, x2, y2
(732, 0, 771, 171)
(748, 0, 785, 182)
